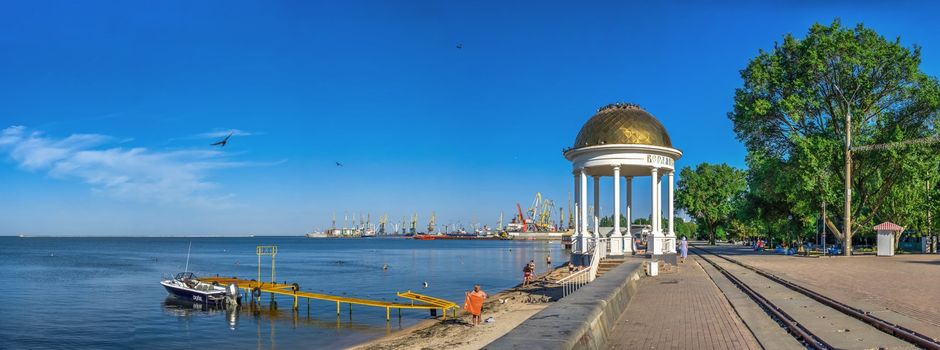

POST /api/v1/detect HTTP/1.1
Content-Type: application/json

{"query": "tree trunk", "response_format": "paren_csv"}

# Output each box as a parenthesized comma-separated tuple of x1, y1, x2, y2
(894, 231, 903, 252)
(825, 218, 846, 243)
(709, 225, 716, 245)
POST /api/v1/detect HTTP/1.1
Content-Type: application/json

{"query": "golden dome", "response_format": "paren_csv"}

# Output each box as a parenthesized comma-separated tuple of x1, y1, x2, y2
(572, 103, 673, 149)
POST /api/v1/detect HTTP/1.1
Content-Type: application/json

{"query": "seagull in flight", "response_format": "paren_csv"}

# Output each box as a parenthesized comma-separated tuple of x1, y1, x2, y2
(335, 162, 343, 167)
(210, 133, 232, 147)
(456, 42, 463, 49)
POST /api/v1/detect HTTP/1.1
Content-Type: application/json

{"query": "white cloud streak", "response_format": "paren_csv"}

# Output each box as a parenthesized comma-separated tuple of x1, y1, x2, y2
(0, 126, 257, 206)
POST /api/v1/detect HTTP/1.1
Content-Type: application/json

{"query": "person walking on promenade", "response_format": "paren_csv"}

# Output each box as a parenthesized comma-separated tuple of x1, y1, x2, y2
(679, 237, 688, 263)
(464, 285, 487, 326)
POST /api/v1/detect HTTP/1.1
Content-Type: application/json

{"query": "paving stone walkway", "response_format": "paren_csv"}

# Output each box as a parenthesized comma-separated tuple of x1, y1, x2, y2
(607, 256, 761, 350)
(722, 246, 940, 341)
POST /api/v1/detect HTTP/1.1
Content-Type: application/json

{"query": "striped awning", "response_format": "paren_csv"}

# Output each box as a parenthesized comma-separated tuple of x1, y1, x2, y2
(873, 222, 904, 231)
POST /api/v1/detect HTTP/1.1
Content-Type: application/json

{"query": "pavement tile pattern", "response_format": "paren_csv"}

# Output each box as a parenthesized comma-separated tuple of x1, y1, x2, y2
(607, 257, 760, 350)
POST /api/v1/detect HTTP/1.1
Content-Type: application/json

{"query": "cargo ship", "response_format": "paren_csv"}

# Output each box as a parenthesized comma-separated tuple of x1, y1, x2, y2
(413, 233, 500, 240)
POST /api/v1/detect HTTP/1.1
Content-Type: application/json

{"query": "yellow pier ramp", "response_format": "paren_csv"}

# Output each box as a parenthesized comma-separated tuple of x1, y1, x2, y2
(200, 276, 459, 321)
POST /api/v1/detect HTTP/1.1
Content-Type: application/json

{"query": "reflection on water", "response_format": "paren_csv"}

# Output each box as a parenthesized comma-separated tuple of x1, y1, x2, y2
(162, 295, 394, 340)
(162, 297, 237, 329)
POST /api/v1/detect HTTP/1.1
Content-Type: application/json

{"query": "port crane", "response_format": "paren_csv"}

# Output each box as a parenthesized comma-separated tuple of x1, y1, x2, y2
(410, 213, 418, 235)
(378, 214, 388, 235)
(428, 212, 436, 233)
(515, 203, 528, 232)
(526, 192, 542, 222)
(538, 199, 554, 230)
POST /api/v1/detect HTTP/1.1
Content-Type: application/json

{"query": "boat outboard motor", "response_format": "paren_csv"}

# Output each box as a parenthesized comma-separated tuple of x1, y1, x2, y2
(225, 283, 241, 307)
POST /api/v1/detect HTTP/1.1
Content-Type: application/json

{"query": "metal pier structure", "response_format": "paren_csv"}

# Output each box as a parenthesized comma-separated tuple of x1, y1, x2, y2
(199, 276, 458, 321)
(200, 245, 459, 321)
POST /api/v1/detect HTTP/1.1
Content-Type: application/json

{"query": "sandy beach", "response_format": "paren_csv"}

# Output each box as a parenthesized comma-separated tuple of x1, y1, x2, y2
(351, 265, 570, 350)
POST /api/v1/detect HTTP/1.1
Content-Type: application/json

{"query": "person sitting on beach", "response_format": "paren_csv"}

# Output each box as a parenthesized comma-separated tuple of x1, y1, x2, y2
(528, 260, 536, 275)
(567, 262, 575, 274)
(464, 285, 487, 326)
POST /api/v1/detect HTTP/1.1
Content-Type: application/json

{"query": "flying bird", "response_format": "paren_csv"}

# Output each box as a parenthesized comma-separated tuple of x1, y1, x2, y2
(456, 42, 462, 49)
(335, 162, 343, 167)
(210, 133, 233, 147)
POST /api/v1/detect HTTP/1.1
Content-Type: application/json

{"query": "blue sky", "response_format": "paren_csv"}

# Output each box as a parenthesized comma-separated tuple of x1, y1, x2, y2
(2, 1, 939, 235)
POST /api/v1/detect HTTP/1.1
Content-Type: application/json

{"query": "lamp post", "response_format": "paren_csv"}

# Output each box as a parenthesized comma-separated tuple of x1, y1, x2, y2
(818, 169, 829, 256)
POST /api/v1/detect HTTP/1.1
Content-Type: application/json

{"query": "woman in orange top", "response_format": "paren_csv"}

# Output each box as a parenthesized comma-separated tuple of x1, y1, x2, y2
(464, 284, 487, 326)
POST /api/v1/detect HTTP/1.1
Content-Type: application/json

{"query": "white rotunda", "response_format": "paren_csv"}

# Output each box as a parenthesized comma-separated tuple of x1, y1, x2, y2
(563, 103, 682, 258)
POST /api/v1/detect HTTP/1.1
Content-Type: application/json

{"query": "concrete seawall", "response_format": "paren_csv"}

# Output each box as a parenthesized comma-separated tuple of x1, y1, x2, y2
(484, 258, 645, 349)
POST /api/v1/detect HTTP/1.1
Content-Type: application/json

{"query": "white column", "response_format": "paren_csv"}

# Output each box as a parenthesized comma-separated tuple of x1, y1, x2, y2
(650, 167, 663, 255)
(579, 169, 588, 253)
(667, 170, 676, 253)
(611, 166, 623, 255)
(573, 172, 580, 251)
(625, 176, 634, 253)
(593, 175, 600, 238)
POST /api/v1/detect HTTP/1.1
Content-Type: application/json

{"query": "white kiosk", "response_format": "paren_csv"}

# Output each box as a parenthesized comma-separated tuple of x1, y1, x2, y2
(874, 222, 903, 257)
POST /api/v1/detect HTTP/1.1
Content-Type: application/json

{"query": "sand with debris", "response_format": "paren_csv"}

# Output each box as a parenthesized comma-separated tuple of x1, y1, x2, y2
(351, 266, 570, 350)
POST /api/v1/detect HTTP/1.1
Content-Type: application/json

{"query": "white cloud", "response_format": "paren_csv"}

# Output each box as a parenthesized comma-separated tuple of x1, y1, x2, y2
(0, 126, 257, 206)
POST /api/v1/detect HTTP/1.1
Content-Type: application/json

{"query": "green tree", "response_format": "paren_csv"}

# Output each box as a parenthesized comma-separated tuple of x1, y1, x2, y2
(676, 163, 747, 244)
(674, 217, 698, 239)
(729, 20, 940, 254)
(599, 214, 629, 228)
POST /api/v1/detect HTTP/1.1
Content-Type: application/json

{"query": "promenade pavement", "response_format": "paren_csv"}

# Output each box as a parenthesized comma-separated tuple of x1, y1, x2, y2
(607, 256, 761, 350)
(718, 246, 940, 341)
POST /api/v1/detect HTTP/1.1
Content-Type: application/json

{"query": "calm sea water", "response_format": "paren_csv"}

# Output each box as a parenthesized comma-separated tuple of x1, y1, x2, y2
(0, 236, 568, 349)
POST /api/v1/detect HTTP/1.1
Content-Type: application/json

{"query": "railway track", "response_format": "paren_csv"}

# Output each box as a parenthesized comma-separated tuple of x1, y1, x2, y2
(692, 246, 940, 350)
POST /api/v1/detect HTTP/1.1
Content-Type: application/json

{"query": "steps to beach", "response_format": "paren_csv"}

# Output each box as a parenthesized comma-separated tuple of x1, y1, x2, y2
(595, 258, 625, 278)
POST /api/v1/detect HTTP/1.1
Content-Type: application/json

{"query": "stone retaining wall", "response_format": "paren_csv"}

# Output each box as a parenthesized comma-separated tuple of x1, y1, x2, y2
(484, 259, 645, 349)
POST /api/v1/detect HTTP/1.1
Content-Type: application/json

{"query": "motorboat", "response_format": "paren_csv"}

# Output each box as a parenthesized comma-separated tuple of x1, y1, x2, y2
(160, 242, 238, 306)
(160, 272, 234, 305)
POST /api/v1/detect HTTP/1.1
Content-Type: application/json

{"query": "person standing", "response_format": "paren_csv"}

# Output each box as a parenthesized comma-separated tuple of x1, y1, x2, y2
(464, 285, 487, 326)
(522, 262, 532, 286)
(546, 254, 552, 266)
(679, 237, 688, 263)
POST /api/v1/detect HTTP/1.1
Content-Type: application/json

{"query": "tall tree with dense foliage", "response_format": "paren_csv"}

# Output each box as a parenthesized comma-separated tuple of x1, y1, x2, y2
(676, 163, 747, 244)
(729, 20, 940, 254)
